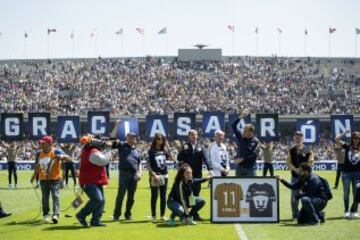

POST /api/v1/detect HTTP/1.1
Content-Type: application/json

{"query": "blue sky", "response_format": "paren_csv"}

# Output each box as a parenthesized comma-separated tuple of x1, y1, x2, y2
(0, 0, 359, 59)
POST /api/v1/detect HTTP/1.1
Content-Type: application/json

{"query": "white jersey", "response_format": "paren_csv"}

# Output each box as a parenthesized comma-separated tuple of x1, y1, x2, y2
(208, 142, 230, 177)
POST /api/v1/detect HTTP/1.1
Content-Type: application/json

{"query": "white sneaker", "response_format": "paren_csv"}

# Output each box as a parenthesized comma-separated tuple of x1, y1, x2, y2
(351, 212, 359, 218)
(52, 215, 59, 224)
(344, 212, 351, 219)
(161, 216, 168, 221)
(14, 184, 18, 189)
(44, 215, 50, 223)
(8, 184, 11, 190)
(151, 216, 156, 223)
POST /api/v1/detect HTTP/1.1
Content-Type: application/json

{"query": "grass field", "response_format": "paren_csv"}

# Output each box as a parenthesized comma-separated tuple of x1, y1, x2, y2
(0, 170, 358, 240)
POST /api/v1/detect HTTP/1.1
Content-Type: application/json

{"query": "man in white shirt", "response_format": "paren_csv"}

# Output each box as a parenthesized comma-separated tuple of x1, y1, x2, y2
(209, 130, 230, 177)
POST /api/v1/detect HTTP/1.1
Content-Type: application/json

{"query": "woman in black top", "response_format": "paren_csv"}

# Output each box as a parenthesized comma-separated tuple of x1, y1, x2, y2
(147, 133, 174, 223)
(335, 130, 360, 219)
(167, 164, 209, 226)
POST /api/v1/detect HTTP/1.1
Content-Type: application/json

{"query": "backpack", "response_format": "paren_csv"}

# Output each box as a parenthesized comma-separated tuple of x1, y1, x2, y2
(319, 175, 333, 200)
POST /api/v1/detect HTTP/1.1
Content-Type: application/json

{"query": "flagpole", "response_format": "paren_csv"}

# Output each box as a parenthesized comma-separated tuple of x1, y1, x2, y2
(278, 32, 281, 56)
(47, 33, 50, 59)
(328, 33, 331, 57)
(24, 37, 27, 59)
(304, 34, 307, 56)
(256, 32, 259, 56)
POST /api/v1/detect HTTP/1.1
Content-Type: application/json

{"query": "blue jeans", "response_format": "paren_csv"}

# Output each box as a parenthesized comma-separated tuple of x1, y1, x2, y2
(77, 184, 105, 224)
(40, 180, 61, 217)
(236, 166, 257, 177)
(167, 197, 205, 219)
(298, 196, 327, 224)
(113, 170, 138, 218)
(342, 171, 360, 213)
(291, 176, 300, 218)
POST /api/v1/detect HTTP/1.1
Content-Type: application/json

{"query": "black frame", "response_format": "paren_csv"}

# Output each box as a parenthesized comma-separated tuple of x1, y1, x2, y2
(210, 176, 280, 223)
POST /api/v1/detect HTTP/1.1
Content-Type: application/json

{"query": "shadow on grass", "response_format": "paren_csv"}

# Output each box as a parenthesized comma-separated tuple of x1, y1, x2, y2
(42, 225, 85, 231)
(6, 219, 43, 226)
(156, 223, 185, 228)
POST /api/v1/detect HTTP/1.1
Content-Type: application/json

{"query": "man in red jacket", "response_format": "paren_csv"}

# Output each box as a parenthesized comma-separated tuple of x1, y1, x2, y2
(76, 136, 108, 227)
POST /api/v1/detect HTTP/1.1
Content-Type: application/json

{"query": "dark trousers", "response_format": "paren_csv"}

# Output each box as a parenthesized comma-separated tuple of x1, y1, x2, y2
(167, 197, 205, 219)
(334, 164, 343, 188)
(105, 164, 110, 179)
(263, 163, 274, 177)
(297, 196, 327, 224)
(64, 162, 77, 185)
(150, 178, 168, 217)
(77, 184, 105, 224)
(342, 171, 360, 212)
(113, 170, 138, 218)
(7, 162, 17, 185)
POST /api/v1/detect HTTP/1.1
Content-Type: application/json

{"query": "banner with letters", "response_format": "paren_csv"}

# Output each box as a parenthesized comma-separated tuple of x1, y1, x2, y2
(296, 119, 320, 145)
(256, 114, 279, 141)
(87, 111, 110, 136)
(202, 112, 225, 138)
(173, 113, 196, 140)
(331, 114, 353, 142)
(146, 115, 168, 141)
(211, 177, 279, 223)
(28, 113, 51, 140)
(228, 113, 252, 141)
(0, 113, 24, 141)
(117, 117, 140, 141)
(56, 116, 80, 143)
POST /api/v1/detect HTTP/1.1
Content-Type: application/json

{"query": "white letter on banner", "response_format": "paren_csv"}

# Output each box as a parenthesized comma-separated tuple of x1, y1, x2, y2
(334, 119, 351, 138)
(260, 118, 275, 137)
(33, 117, 47, 136)
(61, 121, 77, 139)
(205, 116, 220, 133)
(177, 117, 191, 136)
(301, 121, 316, 143)
(5, 118, 20, 136)
(150, 119, 166, 138)
(124, 121, 131, 136)
(91, 116, 106, 134)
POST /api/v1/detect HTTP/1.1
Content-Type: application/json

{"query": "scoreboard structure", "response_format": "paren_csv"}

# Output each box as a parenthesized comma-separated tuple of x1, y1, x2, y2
(211, 177, 280, 223)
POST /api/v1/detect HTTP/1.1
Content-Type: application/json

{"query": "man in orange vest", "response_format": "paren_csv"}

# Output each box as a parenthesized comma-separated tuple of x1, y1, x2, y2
(30, 136, 72, 224)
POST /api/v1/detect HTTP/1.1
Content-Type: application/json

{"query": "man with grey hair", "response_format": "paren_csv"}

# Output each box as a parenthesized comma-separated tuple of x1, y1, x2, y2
(208, 130, 230, 177)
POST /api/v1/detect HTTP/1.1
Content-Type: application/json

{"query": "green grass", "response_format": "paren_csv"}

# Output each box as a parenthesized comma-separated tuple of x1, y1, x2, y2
(0, 170, 358, 240)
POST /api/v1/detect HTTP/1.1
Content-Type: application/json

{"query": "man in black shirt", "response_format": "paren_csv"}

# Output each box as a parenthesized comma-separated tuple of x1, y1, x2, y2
(278, 163, 329, 225)
(231, 109, 260, 176)
(109, 119, 142, 221)
(177, 130, 212, 220)
(286, 131, 314, 219)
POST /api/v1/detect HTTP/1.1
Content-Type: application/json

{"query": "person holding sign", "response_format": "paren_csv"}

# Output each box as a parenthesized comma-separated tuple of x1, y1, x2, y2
(30, 136, 72, 224)
(286, 131, 314, 219)
(147, 133, 175, 223)
(231, 109, 260, 177)
(0, 141, 21, 190)
(109, 119, 142, 221)
(208, 130, 230, 177)
(167, 164, 209, 226)
(335, 130, 360, 219)
(333, 144, 345, 189)
(261, 141, 275, 177)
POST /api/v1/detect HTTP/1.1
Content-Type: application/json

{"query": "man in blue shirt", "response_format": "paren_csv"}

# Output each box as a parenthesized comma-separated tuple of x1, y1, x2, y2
(109, 119, 142, 221)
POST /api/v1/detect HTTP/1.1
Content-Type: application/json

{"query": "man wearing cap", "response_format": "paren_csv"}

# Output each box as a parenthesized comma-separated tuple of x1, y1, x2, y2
(286, 131, 314, 219)
(109, 119, 142, 221)
(30, 136, 72, 224)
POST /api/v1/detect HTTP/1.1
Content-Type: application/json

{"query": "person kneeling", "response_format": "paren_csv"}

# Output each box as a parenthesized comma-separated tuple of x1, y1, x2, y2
(167, 164, 210, 226)
(277, 162, 331, 225)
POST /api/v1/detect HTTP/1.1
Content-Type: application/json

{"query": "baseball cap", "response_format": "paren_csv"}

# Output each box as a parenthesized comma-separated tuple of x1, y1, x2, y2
(295, 131, 303, 136)
(127, 132, 137, 137)
(38, 135, 53, 144)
